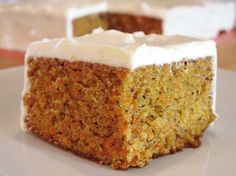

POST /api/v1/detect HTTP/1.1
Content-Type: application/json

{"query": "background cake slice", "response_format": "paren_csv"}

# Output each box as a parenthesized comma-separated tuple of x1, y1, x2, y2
(71, 0, 235, 39)
(21, 30, 217, 169)
(0, 0, 235, 53)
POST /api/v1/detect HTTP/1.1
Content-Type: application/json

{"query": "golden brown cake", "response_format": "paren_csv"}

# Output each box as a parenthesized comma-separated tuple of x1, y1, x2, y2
(21, 30, 217, 169)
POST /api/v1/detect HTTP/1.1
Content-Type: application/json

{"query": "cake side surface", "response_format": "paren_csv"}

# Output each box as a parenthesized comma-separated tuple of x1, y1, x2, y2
(22, 56, 217, 169)
(72, 12, 163, 37)
(23, 58, 132, 169)
(120, 57, 216, 167)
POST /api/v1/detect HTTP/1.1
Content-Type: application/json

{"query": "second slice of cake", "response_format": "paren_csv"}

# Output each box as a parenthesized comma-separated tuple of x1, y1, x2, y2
(21, 30, 217, 169)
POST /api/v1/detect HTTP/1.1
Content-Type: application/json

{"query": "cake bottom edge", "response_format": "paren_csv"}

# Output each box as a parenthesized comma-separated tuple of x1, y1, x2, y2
(25, 126, 208, 170)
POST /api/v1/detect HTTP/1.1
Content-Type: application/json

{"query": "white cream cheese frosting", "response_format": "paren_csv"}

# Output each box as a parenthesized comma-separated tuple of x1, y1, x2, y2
(21, 30, 217, 131)
(26, 29, 217, 70)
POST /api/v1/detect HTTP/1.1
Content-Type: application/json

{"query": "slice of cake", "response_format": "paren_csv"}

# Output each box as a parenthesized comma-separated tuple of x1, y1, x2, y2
(21, 30, 217, 169)
(71, 0, 235, 39)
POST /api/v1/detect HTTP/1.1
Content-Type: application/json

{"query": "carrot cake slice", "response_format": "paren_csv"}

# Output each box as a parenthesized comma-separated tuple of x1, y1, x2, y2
(21, 29, 217, 169)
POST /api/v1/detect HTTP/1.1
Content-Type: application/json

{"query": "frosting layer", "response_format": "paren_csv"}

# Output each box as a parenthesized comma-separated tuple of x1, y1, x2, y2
(26, 29, 217, 70)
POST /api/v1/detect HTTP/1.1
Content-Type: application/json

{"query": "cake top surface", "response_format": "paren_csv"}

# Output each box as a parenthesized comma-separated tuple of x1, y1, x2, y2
(26, 29, 216, 70)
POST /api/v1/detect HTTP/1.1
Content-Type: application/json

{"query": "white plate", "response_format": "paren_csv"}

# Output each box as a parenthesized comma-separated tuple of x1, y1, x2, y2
(0, 67, 236, 176)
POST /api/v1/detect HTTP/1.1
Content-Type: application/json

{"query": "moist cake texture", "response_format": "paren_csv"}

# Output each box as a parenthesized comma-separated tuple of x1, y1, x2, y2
(21, 30, 217, 169)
